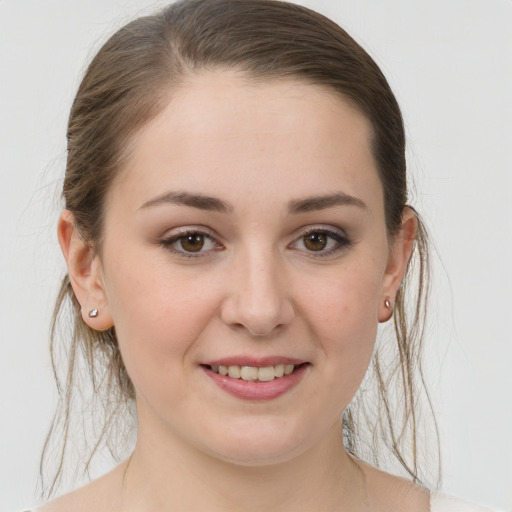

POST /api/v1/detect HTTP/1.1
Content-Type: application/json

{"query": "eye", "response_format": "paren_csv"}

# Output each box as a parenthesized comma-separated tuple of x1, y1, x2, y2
(179, 233, 208, 253)
(160, 229, 222, 257)
(291, 227, 351, 257)
(303, 232, 330, 251)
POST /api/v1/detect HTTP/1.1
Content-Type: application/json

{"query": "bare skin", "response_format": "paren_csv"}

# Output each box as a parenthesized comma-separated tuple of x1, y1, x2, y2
(38, 454, 430, 512)
(42, 71, 429, 511)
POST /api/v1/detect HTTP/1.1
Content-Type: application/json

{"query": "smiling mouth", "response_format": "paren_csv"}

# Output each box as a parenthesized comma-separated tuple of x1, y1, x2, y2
(206, 363, 307, 382)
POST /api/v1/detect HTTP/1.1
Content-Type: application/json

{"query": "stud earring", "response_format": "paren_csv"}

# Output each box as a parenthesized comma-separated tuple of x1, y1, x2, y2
(384, 298, 391, 310)
(88, 308, 99, 318)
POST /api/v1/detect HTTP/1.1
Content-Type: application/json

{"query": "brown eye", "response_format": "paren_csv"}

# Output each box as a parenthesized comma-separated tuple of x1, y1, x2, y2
(291, 228, 351, 257)
(161, 229, 221, 258)
(180, 234, 205, 252)
(303, 232, 328, 251)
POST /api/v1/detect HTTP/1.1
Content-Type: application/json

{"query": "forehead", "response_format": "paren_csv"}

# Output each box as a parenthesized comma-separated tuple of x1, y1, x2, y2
(112, 70, 383, 215)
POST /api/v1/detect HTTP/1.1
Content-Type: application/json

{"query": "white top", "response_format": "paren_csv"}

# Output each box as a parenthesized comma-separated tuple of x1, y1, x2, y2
(431, 493, 499, 511)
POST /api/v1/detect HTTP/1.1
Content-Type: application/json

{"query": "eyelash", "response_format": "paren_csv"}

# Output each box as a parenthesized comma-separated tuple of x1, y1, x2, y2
(159, 228, 222, 259)
(159, 226, 352, 259)
(291, 227, 352, 257)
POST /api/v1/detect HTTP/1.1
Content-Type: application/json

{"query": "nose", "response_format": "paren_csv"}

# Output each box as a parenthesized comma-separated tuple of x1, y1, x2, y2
(220, 247, 295, 337)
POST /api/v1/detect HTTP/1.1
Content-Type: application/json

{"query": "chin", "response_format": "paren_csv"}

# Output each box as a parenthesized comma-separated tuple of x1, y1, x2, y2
(195, 419, 321, 467)
(205, 443, 305, 468)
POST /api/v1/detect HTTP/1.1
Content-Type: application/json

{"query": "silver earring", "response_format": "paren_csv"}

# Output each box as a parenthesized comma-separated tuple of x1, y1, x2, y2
(384, 298, 391, 309)
(88, 308, 99, 318)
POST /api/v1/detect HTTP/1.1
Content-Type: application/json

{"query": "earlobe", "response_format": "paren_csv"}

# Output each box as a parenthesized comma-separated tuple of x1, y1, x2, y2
(57, 210, 114, 330)
(378, 207, 417, 323)
(379, 296, 393, 323)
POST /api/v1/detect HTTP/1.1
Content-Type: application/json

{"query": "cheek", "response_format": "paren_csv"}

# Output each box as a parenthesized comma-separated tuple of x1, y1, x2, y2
(103, 252, 221, 382)
(299, 258, 383, 394)
(303, 256, 383, 338)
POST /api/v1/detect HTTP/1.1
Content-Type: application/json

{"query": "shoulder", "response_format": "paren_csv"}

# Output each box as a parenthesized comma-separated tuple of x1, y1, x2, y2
(31, 460, 128, 512)
(355, 459, 430, 512)
(431, 493, 499, 512)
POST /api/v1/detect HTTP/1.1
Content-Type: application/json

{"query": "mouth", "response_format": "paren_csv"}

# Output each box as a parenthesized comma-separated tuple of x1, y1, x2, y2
(201, 361, 310, 400)
(205, 363, 308, 382)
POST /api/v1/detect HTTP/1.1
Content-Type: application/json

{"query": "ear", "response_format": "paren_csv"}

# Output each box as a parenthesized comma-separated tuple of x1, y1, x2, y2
(378, 207, 417, 323)
(57, 210, 114, 330)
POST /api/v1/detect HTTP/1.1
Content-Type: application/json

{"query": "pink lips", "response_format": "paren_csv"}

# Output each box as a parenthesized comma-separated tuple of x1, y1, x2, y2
(201, 357, 309, 401)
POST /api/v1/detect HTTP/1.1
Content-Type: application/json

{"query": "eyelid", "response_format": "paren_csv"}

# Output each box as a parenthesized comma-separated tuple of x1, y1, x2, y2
(159, 226, 224, 258)
(161, 225, 219, 240)
(158, 224, 352, 259)
(289, 225, 352, 257)
(298, 225, 347, 238)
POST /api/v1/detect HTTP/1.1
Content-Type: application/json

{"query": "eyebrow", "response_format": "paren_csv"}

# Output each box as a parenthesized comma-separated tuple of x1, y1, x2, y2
(139, 190, 366, 214)
(139, 191, 233, 213)
(287, 192, 367, 214)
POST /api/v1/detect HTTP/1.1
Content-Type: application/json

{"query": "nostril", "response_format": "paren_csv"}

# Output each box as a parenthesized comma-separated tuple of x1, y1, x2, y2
(219, 269, 295, 336)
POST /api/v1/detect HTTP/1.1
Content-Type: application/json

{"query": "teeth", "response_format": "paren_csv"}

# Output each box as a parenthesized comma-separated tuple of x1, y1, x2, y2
(257, 366, 275, 382)
(284, 364, 294, 375)
(274, 364, 285, 378)
(210, 363, 299, 381)
(240, 366, 258, 381)
(228, 366, 241, 379)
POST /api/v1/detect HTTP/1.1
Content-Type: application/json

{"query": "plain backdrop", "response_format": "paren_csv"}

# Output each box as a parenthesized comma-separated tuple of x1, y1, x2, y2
(1, 0, 511, 510)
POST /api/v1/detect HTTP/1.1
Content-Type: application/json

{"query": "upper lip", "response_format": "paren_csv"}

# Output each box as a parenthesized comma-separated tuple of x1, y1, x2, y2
(203, 356, 308, 367)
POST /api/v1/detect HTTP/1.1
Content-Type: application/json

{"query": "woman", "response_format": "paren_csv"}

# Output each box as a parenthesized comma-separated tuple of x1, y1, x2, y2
(30, 0, 498, 510)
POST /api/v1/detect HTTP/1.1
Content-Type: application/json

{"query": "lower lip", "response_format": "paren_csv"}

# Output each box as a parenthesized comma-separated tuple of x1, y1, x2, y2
(202, 364, 309, 401)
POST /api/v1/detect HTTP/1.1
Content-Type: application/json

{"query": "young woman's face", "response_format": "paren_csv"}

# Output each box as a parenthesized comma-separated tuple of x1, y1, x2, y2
(94, 71, 406, 465)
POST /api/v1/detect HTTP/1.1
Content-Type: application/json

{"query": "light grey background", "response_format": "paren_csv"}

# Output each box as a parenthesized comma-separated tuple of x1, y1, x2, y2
(1, 1, 511, 510)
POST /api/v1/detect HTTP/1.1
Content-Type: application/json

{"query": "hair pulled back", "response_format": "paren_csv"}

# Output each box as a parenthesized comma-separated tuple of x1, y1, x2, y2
(43, 0, 437, 497)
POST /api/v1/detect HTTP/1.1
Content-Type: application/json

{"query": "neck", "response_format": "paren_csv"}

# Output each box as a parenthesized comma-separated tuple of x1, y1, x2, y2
(119, 414, 369, 511)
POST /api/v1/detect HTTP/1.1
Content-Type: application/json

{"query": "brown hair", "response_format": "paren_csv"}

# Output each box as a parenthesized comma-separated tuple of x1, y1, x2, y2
(42, 0, 438, 497)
